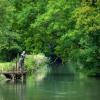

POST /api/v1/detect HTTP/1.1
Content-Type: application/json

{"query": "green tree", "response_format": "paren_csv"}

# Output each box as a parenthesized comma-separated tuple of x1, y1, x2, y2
(0, 0, 21, 61)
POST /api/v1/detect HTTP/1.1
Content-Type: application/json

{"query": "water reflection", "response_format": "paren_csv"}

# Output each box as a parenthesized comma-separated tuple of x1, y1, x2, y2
(0, 80, 26, 100)
(33, 75, 100, 100)
(0, 75, 100, 100)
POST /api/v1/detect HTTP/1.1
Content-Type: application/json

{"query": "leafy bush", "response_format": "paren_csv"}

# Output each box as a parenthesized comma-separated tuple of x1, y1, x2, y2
(25, 53, 49, 72)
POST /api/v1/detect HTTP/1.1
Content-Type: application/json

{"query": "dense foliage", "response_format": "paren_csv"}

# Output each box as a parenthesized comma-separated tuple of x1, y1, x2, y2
(0, 0, 100, 75)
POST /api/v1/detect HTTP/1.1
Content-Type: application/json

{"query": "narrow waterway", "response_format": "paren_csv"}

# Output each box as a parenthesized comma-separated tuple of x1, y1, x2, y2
(0, 74, 100, 100)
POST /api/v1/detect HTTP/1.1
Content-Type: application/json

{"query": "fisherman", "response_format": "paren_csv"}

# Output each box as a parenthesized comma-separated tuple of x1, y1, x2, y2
(18, 51, 26, 71)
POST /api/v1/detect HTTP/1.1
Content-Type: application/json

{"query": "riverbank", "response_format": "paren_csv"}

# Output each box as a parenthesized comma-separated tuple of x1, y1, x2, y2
(0, 53, 50, 81)
(0, 53, 100, 80)
(0, 53, 49, 71)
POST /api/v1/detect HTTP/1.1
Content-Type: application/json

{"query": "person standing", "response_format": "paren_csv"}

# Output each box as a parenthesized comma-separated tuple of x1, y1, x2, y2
(18, 51, 26, 71)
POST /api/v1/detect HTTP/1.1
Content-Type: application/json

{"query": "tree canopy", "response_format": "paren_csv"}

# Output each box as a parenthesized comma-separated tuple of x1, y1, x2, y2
(0, 0, 100, 73)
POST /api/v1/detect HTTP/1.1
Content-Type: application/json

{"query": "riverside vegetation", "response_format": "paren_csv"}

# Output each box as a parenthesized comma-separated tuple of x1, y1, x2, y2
(0, 53, 49, 72)
(0, 0, 100, 77)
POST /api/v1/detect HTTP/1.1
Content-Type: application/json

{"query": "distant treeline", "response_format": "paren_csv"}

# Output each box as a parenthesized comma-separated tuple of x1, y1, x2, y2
(0, 0, 100, 74)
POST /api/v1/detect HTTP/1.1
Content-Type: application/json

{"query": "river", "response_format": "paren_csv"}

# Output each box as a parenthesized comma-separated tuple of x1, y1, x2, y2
(0, 74, 100, 100)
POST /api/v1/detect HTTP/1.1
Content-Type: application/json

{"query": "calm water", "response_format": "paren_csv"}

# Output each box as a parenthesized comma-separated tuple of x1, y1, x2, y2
(0, 74, 100, 100)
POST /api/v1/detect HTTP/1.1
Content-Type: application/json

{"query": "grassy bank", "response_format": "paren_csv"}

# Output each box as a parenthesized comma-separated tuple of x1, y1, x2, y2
(0, 53, 50, 81)
(0, 53, 49, 73)
(0, 62, 14, 72)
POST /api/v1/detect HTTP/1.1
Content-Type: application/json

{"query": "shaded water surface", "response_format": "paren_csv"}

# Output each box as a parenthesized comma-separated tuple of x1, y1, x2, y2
(0, 75, 100, 100)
